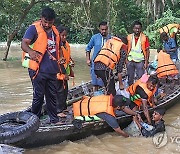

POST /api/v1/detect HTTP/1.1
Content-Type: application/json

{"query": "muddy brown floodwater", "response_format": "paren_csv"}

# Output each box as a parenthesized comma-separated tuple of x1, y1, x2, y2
(0, 44, 179, 154)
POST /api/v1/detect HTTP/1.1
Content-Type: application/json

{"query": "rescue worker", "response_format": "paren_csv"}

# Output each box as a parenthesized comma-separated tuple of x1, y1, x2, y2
(134, 108, 166, 137)
(127, 75, 159, 124)
(21, 7, 64, 124)
(156, 49, 179, 79)
(56, 25, 75, 118)
(73, 94, 141, 137)
(127, 21, 150, 86)
(94, 36, 127, 96)
(159, 23, 179, 44)
(160, 32, 178, 62)
(85, 21, 111, 92)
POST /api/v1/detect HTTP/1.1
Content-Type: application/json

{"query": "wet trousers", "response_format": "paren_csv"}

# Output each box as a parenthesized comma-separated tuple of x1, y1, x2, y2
(56, 80, 68, 113)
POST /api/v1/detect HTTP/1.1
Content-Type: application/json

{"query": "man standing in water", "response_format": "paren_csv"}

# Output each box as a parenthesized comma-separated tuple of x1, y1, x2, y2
(127, 21, 150, 86)
(21, 7, 63, 124)
(85, 21, 111, 92)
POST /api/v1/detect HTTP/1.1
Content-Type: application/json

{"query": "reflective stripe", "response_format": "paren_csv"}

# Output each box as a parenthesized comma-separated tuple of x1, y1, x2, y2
(127, 33, 146, 62)
(128, 51, 144, 62)
(130, 94, 141, 101)
(75, 115, 101, 121)
(128, 34, 145, 62)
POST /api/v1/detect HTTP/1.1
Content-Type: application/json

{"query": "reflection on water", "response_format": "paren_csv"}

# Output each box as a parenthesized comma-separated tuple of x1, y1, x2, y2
(0, 44, 180, 153)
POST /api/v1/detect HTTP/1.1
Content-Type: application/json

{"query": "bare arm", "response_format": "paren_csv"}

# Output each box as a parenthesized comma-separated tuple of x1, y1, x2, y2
(117, 73, 124, 88)
(133, 116, 142, 130)
(59, 46, 66, 64)
(144, 48, 150, 69)
(21, 38, 41, 63)
(146, 48, 150, 62)
(117, 49, 127, 88)
(21, 38, 33, 53)
(150, 95, 157, 108)
(86, 52, 91, 66)
(142, 99, 151, 124)
(122, 106, 137, 116)
(114, 127, 129, 137)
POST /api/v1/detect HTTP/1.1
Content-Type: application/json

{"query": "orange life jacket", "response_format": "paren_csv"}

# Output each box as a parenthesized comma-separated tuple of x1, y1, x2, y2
(156, 50, 179, 78)
(61, 41, 71, 69)
(159, 24, 180, 38)
(73, 95, 115, 117)
(127, 79, 156, 107)
(94, 37, 125, 70)
(22, 21, 60, 71)
(127, 33, 147, 60)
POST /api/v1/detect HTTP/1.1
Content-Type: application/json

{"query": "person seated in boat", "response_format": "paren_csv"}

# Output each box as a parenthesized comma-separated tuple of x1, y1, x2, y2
(73, 94, 141, 137)
(127, 74, 159, 124)
(156, 48, 179, 81)
(56, 25, 75, 118)
(94, 36, 127, 96)
(133, 108, 165, 137)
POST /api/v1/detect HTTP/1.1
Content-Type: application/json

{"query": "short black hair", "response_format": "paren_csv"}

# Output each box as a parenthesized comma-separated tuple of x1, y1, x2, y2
(132, 20, 142, 28)
(112, 95, 126, 108)
(157, 48, 162, 53)
(120, 36, 128, 45)
(148, 74, 159, 85)
(99, 21, 107, 27)
(154, 108, 166, 116)
(57, 25, 67, 33)
(41, 7, 56, 21)
(160, 32, 168, 39)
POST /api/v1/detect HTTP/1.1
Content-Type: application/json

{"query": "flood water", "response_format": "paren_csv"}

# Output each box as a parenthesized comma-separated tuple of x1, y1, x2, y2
(0, 44, 180, 154)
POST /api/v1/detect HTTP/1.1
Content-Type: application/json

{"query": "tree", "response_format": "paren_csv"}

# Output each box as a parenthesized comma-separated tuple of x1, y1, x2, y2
(145, 8, 180, 48)
(134, 0, 179, 23)
(1, 0, 78, 61)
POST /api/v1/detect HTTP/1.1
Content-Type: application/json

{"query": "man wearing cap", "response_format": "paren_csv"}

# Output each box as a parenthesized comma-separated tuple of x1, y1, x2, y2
(134, 108, 166, 137)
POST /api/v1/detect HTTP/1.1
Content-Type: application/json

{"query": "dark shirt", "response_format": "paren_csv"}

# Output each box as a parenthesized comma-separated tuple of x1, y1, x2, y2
(96, 112, 119, 129)
(141, 120, 165, 137)
(23, 25, 59, 74)
(135, 85, 148, 99)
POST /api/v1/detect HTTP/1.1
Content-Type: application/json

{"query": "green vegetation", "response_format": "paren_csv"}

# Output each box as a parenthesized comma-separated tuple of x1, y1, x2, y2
(0, 0, 179, 60)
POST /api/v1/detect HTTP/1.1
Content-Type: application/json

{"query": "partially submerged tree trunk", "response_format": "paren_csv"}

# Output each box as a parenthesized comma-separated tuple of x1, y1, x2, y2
(3, 32, 17, 61)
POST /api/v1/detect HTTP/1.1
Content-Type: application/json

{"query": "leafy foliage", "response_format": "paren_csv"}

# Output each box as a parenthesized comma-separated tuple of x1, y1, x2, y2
(145, 9, 180, 48)
(0, 0, 179, 47)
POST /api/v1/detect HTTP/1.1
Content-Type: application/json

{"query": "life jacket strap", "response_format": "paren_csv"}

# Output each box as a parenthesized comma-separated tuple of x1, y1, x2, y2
(79, 97, 86, 121)
(156, 63, 175, 69)
(87, 96, 93, 116)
